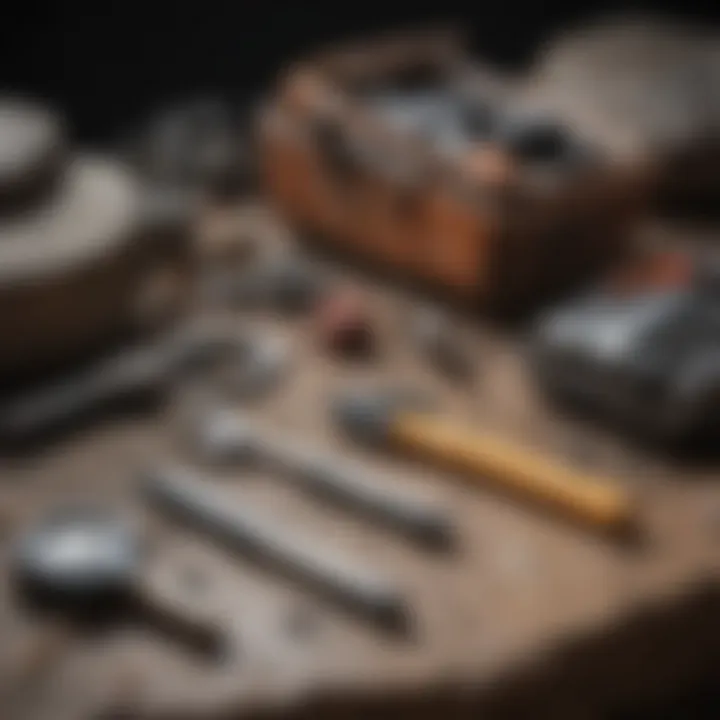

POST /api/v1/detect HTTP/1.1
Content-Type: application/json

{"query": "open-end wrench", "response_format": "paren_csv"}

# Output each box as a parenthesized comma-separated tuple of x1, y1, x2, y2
(0, 323, 265, 444)
(193, 410, 456, 550)
(141, 464, 411, 634)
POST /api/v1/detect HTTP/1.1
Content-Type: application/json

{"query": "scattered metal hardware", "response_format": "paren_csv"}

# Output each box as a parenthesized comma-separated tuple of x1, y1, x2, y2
(142, 465, 411, 633)
(0, 323, 269, 444)
(192, 410, 455, 550)
(11, 505, 225, 657)
(262, 256, 330, 313)
(220, 333, 291, 401)
(128, 97, 252, 199)
(212, 254, 330, 315)
(331, 387, 637, 537)
(409, 306, 476, 381)
(315, 286, 375, 358)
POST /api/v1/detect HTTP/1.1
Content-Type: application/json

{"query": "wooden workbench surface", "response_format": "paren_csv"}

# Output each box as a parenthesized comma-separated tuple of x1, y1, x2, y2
(1, 204, 719, 720)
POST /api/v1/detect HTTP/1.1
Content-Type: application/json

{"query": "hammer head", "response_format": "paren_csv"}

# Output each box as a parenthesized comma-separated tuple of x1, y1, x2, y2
(331, 389, 433, 446)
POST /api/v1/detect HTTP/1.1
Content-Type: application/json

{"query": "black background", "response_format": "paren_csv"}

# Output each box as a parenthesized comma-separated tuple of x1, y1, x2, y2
(0, 2, 718, 717)
(1, 1, 718, 142)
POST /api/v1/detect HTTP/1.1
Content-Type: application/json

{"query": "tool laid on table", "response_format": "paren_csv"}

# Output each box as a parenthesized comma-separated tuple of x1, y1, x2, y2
(190, 410, 455, 550)
(409, 305, 476, 382)
(10, 505, 225, 659)
(215, 332, 292, 402)
(331, 389, 637, 537)
(0, 323, 285, 445)
(207, 253, 330, 315)
(142, 465, 411, 634)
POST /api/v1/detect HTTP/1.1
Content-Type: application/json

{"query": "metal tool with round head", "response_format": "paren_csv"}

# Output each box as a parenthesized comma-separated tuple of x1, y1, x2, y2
(13, 507, 141, 616)
(12, 506, 225, 657)
(331, 389, 433, 447)
(223, 255, 330, 315)
(223, 332, 291, 401)
(331, 388, 638, 538)
(190, 409, 455, 550)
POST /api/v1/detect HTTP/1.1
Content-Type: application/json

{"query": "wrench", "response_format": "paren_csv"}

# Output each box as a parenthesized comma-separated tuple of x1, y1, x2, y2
(141, 464, 411, 634)
(194, 410, 456, 550)
(0, 324, 260, 443)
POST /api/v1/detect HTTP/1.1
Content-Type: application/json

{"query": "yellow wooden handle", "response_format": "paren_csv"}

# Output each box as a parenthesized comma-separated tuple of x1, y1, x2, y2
(392, 413, 634, 532)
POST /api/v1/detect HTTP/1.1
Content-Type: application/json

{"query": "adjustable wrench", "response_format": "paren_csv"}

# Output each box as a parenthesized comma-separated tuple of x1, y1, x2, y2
(142, 464, 411, 633)
(194, 410, 456, 550)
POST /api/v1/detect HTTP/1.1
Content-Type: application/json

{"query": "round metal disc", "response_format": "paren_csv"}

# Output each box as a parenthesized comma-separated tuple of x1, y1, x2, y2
(13, 507, 140, 610)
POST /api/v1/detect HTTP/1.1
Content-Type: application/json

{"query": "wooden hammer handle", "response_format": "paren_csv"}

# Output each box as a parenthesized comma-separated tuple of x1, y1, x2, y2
(392, 413, 635, 532)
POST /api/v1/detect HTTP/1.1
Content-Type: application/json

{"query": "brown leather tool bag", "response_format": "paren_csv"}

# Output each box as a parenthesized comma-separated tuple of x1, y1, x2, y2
(258, 28, 649, 316)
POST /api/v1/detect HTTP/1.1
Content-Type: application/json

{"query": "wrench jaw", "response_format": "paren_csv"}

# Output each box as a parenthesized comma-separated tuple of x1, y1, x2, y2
(221, 333, 291, 403)
(193, 410, 258, 467)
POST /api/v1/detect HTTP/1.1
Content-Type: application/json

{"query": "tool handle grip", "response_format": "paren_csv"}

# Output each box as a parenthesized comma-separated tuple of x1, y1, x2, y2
(0, 371, 114, 439)
(143, 467, 409, 631)
(393, 413, 634, 532)
(0, 348, 166, 440)
(302, 461, 454, 549)
(134, 575, 226, 658)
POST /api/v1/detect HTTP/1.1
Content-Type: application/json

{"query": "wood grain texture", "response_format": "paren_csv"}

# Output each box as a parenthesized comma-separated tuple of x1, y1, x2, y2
(0, 203, 718, 719)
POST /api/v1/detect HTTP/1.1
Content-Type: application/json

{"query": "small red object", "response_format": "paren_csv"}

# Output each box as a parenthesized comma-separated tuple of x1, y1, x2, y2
(316, 287, 375, 357)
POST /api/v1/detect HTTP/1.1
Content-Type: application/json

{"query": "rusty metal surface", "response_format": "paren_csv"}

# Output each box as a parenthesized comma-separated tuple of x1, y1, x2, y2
(0, 203, 719, 719)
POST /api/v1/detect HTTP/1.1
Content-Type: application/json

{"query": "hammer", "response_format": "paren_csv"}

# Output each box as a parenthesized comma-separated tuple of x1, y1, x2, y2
(331, 391, 637, 536)
(190, 410, 455, 550)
